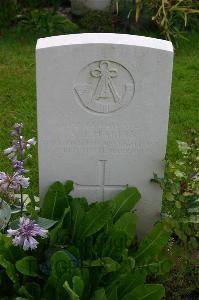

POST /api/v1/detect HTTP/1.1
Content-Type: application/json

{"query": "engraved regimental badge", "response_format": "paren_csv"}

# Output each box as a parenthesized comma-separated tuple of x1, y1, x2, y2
(74, 60, 135, 114)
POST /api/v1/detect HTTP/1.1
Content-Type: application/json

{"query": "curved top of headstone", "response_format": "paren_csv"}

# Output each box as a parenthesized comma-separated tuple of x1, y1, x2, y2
(36, 33, 173, 52)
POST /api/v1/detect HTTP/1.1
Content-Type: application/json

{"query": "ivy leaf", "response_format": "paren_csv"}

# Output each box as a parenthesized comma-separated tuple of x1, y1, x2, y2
(41, 182, 69, 220)
(122, 284, 165, 300)
(134, 222, 171, 263)
(109, 187, 141, 221)
(16, 256, 38, 277)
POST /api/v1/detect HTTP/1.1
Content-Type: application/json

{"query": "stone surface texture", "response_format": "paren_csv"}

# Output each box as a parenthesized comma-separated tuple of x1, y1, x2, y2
(36, 33, 173, 236)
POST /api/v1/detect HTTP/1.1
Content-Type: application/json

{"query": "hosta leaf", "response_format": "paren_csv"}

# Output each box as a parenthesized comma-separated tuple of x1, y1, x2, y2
(49, 207, 70, 246)
(0, 255, 19, 286)
(51, 251, 73, 279)
(72, 276, 84, 298)
(65, 180, 74, 194)
(18, 286, 33, 300)
(16, 256, 38, 277)
(63, 281, 80, 300)
(102, 230, 128, 260)
(134, 222, 171, 263)
(41, 181, 69, 220)
(0, 200, 11, 229)
(37, 217, 57, 229)
(91, 288, 107, 300)
(107, 286, 118, 300)
(122, 284, 165, 300)
(70, 198, 88, 241)
(78, 202, 112, 238)
(84, 257, 120, 274)
(136, 258, 173, 275)
(24, 282, 41, 299)
(114, 212, 137, 245)
(117, 270, 146, 298)
(109, 187, 141, 221)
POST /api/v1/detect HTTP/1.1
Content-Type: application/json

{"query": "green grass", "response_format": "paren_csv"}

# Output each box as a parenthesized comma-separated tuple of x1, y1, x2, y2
(0, 30, 198, 196)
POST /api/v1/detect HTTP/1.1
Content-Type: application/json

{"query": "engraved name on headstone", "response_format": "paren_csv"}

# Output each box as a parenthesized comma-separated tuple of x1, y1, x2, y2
(36, 33, 173, 236)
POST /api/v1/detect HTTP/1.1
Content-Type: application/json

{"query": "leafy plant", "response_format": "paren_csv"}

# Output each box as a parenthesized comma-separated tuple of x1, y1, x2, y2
(0, 124, 172, 298)
(7, 183, 172, 299)
(113, 0, 199, 41)
(152, 131, 199, 248)
(16, 8, 79, 36)
(0, 0, 18, 28)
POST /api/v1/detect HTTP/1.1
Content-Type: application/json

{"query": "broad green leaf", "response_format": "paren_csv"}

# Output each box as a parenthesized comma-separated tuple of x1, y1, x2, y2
(135, 258, 173, 275)
(134, 222, 171, 263)
(18, 286, 33, 300)
(72, 276, 84, 298)
(41, 181, 68, 220)
(12, 194, 40, 214)
(78, 202, 112, 238)
(107, 286, 118, 300)
(109, 187, 141, 221)
(43, 275, 58, 300)
(91, 288, 107, 300)
(24, 282, 41, 299)
(50, 207, 70, 245)
(65, 180, 74, 194)
(0, 200, 11, 229)
(63, 281, 80, 300)
(51, 251, 73, 279)
(84, 257, 120, 274)
(102, 230, 128, 260)
(117, 270, 146, 298)
(37, 217, 57, 229)
(0, 255, 19, 286)
(70, 198, 88, 241)
(16, 256, 38, 277)
(114, 212, 137, 245)
(122, 284, 165, 300)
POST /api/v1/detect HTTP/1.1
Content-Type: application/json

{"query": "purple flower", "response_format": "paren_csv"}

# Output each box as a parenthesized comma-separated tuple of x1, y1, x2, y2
(12, 158, 28, 174)
(11, 173, 30, 191)
(11, 123, 23, 136)
(0, 172, 10, 191)
(4, 146, 16, 156)
(0, 171, 29, 193)
(7, 217, 48, 251)
(27, 138, 36, 146)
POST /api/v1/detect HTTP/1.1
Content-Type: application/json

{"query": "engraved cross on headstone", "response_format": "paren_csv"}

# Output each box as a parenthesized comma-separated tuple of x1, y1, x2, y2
(75, 160, 127, 200)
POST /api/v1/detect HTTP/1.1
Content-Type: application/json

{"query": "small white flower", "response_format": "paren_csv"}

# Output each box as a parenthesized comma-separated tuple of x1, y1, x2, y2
(27, 138, 36, 146)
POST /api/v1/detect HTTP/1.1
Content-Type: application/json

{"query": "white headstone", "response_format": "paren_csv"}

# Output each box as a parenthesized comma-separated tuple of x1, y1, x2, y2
(36, 33, 173, 236)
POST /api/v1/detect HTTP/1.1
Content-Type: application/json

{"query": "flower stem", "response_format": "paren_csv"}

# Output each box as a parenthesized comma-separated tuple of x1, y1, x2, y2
(20, 185, 23, 217)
